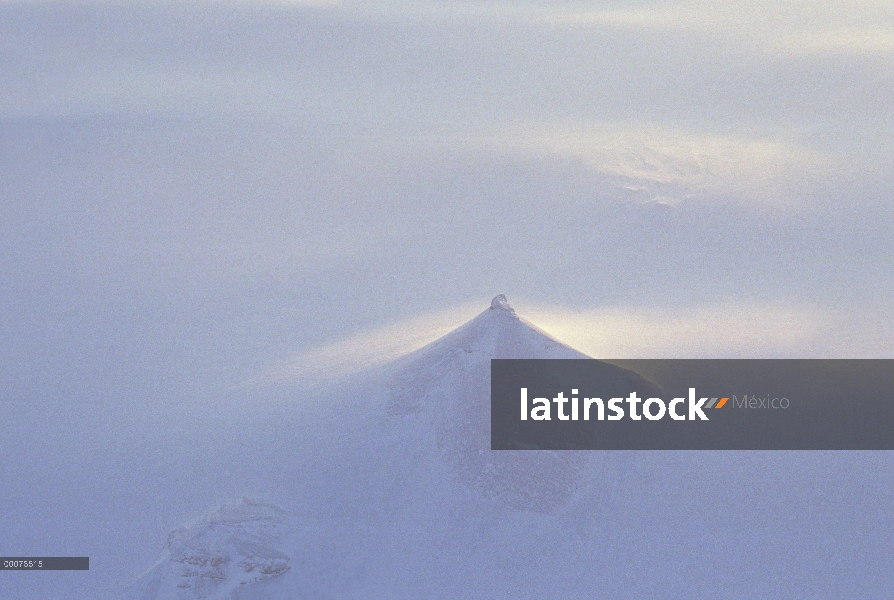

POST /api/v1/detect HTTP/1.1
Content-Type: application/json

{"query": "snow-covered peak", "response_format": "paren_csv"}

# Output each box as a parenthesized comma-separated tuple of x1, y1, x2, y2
(396, 296, 586, 365)
(126, 299, 648, 598)
(384, 298, 593, 514)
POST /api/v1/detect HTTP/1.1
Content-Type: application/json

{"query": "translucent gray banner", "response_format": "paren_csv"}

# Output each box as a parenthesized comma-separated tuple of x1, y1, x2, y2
(1, 557, 89, 570)
(491, 360, 894, 450)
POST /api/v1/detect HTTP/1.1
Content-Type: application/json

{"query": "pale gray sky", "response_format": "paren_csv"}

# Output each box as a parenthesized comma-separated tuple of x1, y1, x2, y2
(2, 0, 892, 423)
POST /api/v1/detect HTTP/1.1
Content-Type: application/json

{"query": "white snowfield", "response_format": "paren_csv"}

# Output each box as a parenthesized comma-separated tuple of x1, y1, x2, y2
(126, 296, 629, 599)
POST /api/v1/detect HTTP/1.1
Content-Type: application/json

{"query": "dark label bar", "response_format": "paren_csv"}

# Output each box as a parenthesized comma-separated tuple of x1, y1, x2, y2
(491, 359, 894, 450)
(1, 557, 89, 570)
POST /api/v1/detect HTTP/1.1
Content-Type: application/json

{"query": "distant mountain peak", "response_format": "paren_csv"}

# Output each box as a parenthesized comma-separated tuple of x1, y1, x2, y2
(383, 296, 594, 514)
(383, 295, 587, 368)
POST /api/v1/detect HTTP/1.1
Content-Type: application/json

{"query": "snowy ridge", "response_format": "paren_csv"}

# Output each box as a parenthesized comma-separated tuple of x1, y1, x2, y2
(126, 498, 291, 600)
(394, 293, 589, 367)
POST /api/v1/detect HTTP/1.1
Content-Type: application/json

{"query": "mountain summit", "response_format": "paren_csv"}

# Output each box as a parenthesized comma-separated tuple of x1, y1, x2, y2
(126, 296, 633, 599)
(383, 295, 595, 514)
(393, 295, 589, 369)
(386, 294, 590, 423)
(489, 293, 514, 312)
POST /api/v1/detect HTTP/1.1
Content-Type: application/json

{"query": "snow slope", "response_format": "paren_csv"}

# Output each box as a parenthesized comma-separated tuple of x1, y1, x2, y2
(125, 295, 645, 599)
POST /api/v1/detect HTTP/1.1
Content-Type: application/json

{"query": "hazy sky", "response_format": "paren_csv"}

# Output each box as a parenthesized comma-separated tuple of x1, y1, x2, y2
(1, 2, 893, 597)
(2, 0, 892, 447)
(3, 0, 893, 392)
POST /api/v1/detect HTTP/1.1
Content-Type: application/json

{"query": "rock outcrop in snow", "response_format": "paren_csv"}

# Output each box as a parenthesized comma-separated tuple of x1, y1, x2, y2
(489, 293, 514, 312)
(126, 499, 291, 600)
